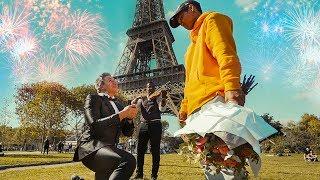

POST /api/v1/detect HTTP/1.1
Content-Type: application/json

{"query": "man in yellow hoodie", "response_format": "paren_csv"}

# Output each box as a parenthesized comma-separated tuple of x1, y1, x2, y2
(169, 0, 245, 123)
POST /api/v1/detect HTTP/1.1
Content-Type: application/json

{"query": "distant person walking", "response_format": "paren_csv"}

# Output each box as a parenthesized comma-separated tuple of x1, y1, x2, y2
(0, 142, 4, 157)
(69, 143, 73, 152)
(43, 138, 49, 154)
(58, 141, 64, 153)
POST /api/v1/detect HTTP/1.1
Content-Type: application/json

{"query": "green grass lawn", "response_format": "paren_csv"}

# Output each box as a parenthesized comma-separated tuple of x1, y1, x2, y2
(0, 153, 319, 180)
(0, 152, 73, 166)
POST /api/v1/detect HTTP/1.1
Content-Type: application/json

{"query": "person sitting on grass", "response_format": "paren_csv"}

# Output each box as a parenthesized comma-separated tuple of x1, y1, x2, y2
(304, 147, 311, 161)
(306, 150, 318, 162)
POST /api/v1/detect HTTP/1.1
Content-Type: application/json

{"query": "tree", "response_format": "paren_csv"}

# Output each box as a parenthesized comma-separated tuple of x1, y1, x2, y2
(15, 82, 71, 149)
(0, 99, 14, 146)
(261, 113, 320, 153)
(299, 114, 320, 136)
(261, 113, 283, 136)
(260, 113, 285, 153)
(67, 85, 96, 139)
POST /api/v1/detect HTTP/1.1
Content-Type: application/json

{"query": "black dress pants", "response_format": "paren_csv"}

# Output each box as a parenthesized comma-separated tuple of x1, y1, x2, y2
(136, 121, 162, 178)
(82, 145, 136, 180)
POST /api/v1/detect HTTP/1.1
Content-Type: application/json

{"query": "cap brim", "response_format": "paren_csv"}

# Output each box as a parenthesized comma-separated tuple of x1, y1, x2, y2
(169, 14, 180, 28)
(169, 7, 186, 28)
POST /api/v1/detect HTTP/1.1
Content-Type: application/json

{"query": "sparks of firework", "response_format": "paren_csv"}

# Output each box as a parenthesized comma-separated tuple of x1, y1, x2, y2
(0, 5, 31, 43)
(300, 73, 320, 105)
(250, 1, 286, 42)
(11, 34, 39, 60)
(312, 73, 320, 90)
(299, 44, 320, 66)
(46, 7, 71, 34)
(244, 56, 278, 82)
(35, 56, 70, 83)
(243, 40, 282, 82)
(277, 48, 318, 89)
(25, 0, 71, 29)
(261, 21, 270, 33)
(285, 0, 316, 8)
(284, 62, 317, 89)
(11, 58, 35, 84)
(52, 11, 109, 67)
(284, 5, 320, 47)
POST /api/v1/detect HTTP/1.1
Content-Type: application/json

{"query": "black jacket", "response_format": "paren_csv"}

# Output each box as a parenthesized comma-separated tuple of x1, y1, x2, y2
(73, 94, 134, 161)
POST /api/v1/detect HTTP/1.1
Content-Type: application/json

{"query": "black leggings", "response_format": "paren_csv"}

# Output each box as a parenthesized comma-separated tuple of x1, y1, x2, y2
(82, 146, 136, 180)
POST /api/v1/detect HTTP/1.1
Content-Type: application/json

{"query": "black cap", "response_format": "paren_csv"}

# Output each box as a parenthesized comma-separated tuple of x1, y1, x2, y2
(169, 0, 201, 28)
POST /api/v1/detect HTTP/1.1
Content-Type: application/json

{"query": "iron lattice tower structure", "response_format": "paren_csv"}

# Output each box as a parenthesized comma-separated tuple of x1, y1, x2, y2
(114, 0, 185, 116)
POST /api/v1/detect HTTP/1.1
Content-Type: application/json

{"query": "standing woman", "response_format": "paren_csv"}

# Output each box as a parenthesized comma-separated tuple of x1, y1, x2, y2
(132, 82, 167, 180)
(73, 73, 138, 180)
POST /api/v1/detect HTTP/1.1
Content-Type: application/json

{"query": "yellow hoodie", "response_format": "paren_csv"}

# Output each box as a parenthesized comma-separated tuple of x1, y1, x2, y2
(180, 12, 242, 116)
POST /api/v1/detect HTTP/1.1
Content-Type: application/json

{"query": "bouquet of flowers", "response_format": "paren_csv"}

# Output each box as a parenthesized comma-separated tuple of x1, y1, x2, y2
(179, 133, 259, 177)
(175, 76, 277, 178)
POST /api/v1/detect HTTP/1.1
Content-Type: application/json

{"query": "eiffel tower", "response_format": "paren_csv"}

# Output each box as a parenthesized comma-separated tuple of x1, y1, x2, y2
(114, 0, 185, 116)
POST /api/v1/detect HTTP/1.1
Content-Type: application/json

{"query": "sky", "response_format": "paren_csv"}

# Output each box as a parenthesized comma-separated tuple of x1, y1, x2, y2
(0, 0, 319, 134)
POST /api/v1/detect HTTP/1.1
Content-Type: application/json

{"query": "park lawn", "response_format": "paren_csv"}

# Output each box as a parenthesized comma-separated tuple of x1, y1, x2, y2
(0, 153, 73, 166)
(0, 153, 320, 180)
(257, 154, 320, 179)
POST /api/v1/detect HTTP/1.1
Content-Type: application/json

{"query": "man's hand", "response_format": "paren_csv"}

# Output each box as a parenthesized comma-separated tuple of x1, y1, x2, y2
(179, 111, 187, 124)
(131, 96, 142, 105)
(119, 104, 138, 120)
(225, 89, 245, 106)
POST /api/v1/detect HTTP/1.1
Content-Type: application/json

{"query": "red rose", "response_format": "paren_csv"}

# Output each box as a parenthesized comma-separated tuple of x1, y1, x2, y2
(195, 145, 204, 153)
(223, 159, 240, 167)
(210, 146, 220, 153)
(218, 145, 230, 155)
(238, 147, 252, 157)
(205, 154, 224, 163)
(196, 137, 208, 146)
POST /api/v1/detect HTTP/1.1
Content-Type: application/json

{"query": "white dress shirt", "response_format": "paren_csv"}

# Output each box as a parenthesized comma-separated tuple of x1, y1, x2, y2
(98, 92, 119, 113)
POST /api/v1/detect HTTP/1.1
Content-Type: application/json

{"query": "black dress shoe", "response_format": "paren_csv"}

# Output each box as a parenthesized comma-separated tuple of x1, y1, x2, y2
(133, 174, 143, 179)
(71, 175, 84, 180)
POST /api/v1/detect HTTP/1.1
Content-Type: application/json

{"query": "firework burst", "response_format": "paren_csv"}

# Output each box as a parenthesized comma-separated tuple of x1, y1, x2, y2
(299, 45, 320, 67)
(10, 34, 39, 60)
(0, 5, 31, 44)
(243, 40, 283, 82)
(282, 59, 318, 89)
(10, 58, 35, 84)
(283, 5, 320, 48)
(35, 55, 70, 83)
(299, 73, 320, 105)
(53, 10, 109, 66)
(248, 0, 287, 48)
(284, 0, 316, 8)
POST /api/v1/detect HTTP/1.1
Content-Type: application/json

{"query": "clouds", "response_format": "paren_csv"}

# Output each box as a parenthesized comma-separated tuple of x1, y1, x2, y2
(235, 0, 260, 12)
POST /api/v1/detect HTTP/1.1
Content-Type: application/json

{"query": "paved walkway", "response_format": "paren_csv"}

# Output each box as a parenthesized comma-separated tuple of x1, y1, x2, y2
(0, 162, 80, 173)
(4, 151, 74, 155)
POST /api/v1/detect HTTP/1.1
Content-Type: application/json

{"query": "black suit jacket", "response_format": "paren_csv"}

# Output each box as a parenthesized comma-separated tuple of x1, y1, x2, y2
(73, 94, 134, 161)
